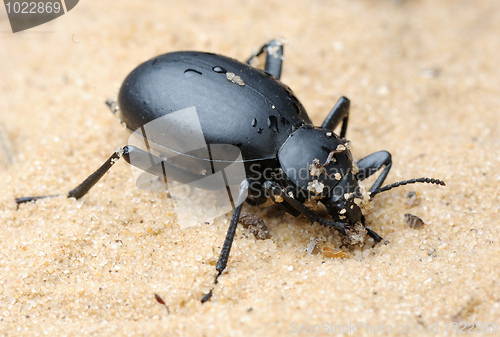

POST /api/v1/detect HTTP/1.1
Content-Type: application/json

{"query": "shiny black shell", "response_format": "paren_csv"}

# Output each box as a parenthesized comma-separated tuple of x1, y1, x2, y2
(117, 52, 312, 161)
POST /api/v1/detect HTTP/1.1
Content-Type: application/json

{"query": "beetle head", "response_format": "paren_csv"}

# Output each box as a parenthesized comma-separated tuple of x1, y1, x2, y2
(320, 170, 368, 225)
(278, 126, 355, 199)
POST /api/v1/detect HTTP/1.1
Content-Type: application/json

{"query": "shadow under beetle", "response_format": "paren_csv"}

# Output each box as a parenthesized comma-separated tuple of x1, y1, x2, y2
(16, 40, 445, 303)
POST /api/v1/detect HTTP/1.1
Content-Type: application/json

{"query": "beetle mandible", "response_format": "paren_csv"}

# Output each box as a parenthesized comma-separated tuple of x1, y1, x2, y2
(16, 40, 445, 302)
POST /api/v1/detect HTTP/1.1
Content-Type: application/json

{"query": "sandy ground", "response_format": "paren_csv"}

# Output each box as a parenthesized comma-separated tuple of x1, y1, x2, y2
(1, 0, 499, 336)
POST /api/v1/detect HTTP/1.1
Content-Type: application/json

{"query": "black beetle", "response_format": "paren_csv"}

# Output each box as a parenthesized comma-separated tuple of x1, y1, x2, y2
(16, 40, 445, 302)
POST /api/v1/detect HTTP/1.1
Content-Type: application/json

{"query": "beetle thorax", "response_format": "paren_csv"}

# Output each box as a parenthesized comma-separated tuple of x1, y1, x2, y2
(277, 126, 355, 199)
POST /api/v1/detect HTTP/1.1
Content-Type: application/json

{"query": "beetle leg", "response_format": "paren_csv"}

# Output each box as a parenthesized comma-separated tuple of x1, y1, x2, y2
(16, 149, 124, 204)
(15, 145, 215, 205)
(246, 39, 284, 80)
(245, 44, 266, 64)
(364, 224, 384, 243)
(202, 179, 252, 303)
(262, 181, 349, 235)
(263, 40, 284, 80)
(355, 150, 392, 193)
(245, 179, 268, 206)
(121, 145, 215, 188)
(321, 96, 350, 138)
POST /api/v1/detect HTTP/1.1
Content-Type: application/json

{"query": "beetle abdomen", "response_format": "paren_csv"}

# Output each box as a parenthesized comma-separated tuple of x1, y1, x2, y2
(118, 52, 312, 161)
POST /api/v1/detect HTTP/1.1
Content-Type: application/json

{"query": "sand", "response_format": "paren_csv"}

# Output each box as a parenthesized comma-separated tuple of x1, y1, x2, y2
(1, 0, 499, 336)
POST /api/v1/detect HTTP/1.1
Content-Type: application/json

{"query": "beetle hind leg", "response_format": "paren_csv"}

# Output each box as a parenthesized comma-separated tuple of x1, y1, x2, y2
(246, 39, 284, 79)
(15, 144, 214, 206)
(16, 149, 124, 205)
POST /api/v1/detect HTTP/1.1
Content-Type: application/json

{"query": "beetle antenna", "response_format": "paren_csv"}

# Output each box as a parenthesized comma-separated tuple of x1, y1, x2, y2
(369, 177, 445, 199)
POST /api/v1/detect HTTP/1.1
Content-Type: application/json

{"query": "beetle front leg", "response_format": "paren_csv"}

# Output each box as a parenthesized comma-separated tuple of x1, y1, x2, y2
(246, 39, 284, 80)
(321, 96, 350, 138)
(262, 181, 349, 235)
(355, 150, 392, 193)
(201, 178, 253, 303)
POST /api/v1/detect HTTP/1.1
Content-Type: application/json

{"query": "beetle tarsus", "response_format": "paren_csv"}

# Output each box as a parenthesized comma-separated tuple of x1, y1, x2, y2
(15, 194, 61, 206)
(202, 179, 251, 303)
(365, 226, 383, 244)
(201, 290, 213, 303)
